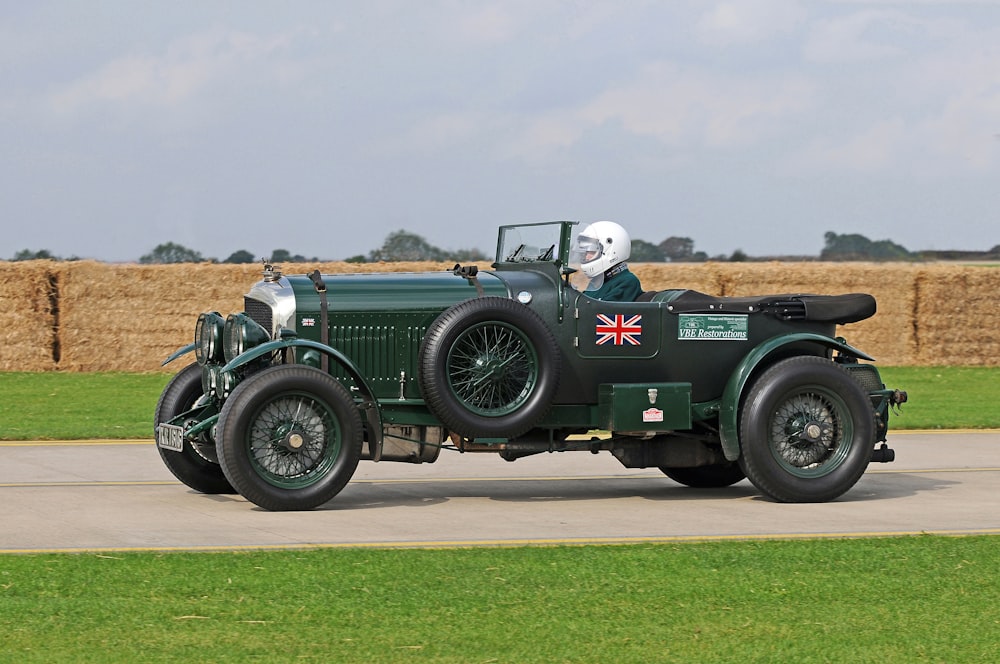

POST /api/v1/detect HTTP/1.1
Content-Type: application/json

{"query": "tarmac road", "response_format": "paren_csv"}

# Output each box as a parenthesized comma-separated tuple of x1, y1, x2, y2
(1, 431, 997, 553)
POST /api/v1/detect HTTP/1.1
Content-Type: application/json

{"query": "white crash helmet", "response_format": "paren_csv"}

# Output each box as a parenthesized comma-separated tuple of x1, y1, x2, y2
(575, 221, 631, 278)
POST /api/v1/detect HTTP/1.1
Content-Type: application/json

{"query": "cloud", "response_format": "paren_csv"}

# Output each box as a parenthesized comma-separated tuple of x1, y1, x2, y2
(502, 61, 816, 159)
(916, 55, 1000, 171)
(783, 90, 1000, 178)
(791, 11, 1000, 175)
(790, 118, 907, 174)
(804, 10, 920, 63)
(391, 110, 502, 153)
(451, 5, 519, 44)
(696, 0, 806, 46)
(47, 28, 301, 117)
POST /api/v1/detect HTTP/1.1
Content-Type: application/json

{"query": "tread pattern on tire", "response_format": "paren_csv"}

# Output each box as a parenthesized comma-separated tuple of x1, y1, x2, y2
(738, 356, 874, 503)
(154, 363, 235, 494)
(217, 365, 363, 511)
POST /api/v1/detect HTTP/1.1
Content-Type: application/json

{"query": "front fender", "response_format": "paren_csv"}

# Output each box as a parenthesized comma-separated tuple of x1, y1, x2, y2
(162, 343, 196, 367)
(718, 333, 875, 461)
(221, 338, 386, 460)
(221, 338, 375, 396)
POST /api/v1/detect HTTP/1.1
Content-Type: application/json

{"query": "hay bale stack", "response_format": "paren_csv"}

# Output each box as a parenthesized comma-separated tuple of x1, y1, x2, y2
(58, 262, 261, 372)
(915, 265, 1000, 366)
(3, 260, 997, 371)
(631, 263, 723, 295)
(0, 260, 57, 371)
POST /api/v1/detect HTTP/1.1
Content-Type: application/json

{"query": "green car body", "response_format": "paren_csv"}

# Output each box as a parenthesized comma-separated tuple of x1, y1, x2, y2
(155, 221, 906, 510)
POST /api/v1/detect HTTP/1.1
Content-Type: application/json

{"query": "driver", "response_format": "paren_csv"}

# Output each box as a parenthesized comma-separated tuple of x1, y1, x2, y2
(573, 220, 642, 301)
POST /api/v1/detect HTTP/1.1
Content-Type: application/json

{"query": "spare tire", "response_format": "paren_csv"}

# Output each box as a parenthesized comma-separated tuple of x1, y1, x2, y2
(418, 297, 560, 439)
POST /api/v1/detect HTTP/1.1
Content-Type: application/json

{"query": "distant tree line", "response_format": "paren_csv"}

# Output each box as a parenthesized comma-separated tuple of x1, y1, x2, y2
(820, 232, 912, 261)
(9, 231, 491, 265)
(344, 230, 489, 263)
(9, 230, 1000, 264)
(10, 249, 81, 261)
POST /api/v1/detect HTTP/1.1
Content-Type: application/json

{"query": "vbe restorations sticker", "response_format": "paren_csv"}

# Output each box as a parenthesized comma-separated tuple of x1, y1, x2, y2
(678, 314, 748, 341)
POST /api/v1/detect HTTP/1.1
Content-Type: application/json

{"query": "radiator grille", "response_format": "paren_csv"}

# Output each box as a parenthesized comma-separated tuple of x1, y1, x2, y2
(244, 297, 273, 334)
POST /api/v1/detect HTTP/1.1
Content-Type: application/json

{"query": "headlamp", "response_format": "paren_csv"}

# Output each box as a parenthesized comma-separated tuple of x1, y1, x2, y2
(223, 312, 271, 363)
(201, 364, 238, 398)
(194, 312, 225, 365)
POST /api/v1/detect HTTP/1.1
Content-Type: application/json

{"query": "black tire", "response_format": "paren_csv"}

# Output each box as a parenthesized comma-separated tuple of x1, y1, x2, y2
(418, 297, 560, 439)
(154, 363, 235, 494)
(738, 356, 875, 503)
(660, 463, 746, 488)
(216, 365, 362, 511)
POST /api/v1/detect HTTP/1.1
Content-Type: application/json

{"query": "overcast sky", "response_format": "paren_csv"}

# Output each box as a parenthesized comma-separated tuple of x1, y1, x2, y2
(3, 1, 999, 262)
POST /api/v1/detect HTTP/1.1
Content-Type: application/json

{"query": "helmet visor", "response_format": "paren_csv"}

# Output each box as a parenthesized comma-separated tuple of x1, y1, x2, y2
(572, 234, 604, 265)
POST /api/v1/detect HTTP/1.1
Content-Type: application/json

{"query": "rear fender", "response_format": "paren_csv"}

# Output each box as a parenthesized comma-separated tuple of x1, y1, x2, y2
(718, 333, 874, 461)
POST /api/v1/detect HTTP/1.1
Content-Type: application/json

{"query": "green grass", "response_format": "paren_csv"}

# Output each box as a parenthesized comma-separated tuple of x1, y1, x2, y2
(0, 372, 171, 440)
(1, 369, 997, 661)
(0, 366, 996, 440)
(877, 366, 999, 429)
(1, 537, 997, 663)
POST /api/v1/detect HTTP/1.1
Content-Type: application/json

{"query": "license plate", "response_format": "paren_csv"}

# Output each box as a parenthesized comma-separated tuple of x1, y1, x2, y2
(156, 423, 185, 452)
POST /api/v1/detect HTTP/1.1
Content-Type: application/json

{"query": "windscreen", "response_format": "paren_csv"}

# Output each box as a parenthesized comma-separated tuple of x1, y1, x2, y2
(496, 223, 563, 264)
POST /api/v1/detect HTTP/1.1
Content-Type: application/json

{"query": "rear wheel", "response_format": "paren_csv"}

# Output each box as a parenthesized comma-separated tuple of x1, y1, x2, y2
(217, 365, 363, 511)
(738, 356, 874, 502)
(154, 363, 234, 494)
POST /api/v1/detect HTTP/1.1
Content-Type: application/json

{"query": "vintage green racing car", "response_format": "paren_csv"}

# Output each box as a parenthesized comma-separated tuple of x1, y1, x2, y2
(155, 221, 907, 510)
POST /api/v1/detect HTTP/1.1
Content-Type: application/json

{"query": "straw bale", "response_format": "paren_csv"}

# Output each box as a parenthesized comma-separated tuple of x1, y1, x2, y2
(58, 262, 264, 372)
(10, 259, 997, 372)
(913, 265, 1000, 366)
(631, 263, 723, 295)
(0, 261, 58, 371)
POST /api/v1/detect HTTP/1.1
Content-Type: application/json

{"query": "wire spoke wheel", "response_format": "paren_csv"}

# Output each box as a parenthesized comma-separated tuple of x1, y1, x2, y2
(218, 365, 362, 511)
(768, 390, 852, 477)
(448, 321, 536, 416)
(246, 392, 340, 488)
(419, 297, 560, 439)
(739, 356, 874, 503)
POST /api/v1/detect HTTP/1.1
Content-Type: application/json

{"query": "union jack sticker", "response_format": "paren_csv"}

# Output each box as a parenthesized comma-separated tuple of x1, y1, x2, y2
(595, 314, 642, 346)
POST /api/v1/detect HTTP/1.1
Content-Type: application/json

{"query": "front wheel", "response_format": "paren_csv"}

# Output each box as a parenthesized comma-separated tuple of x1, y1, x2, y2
(738, 356, 875, 503)
(217, 365, 363, 511)
(154, 363, 234, 494)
